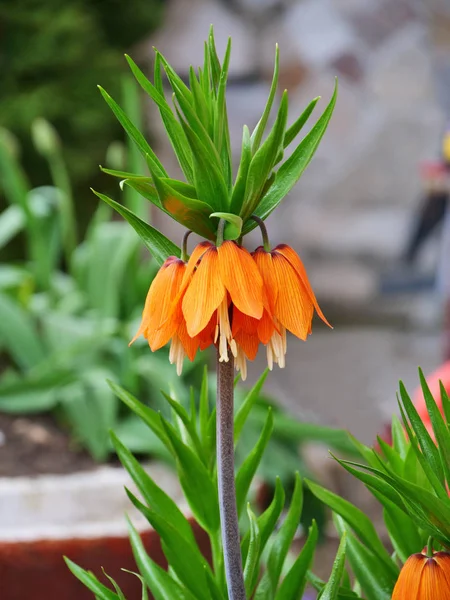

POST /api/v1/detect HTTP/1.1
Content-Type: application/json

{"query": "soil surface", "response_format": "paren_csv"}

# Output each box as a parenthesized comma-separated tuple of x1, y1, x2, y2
(0, 413, 99, 478)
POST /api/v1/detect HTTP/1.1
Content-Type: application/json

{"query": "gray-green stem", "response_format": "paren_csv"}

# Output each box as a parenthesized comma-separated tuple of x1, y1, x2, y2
(216, 352, 246, 600)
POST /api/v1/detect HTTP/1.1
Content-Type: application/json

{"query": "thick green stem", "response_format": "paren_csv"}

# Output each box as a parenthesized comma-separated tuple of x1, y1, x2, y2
(427, 536, 434, 557)
(216, 352, 246, 600)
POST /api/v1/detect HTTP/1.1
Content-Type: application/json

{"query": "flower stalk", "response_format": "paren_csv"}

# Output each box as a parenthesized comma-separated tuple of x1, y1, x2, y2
(216, 350, 246, 600)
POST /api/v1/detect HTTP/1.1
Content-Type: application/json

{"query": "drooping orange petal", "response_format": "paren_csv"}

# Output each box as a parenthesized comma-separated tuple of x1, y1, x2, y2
(234, 329, 259, 360)
(253, 248, 278, 315)
(257, 309, 276, 344)
(275, 244, 331, 328)
(182, 247, 225, 337)
(218, 241, 263, 319)
(181, 241, 213, 287)
(271, 253, 313, 341)
(176, 320, 200, 362)
(197, 312, 217, 351)
(130, 258, 185, 349)
(392, 554, 426, 600)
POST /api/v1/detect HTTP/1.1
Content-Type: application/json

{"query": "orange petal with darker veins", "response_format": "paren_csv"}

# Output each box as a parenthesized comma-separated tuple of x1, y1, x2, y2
(130, 258, 185, 349)
(253, 248, 278, 315)
(182, 247, 225, 337)
(392, 552, 450, 600)
(234, 329, 259, 360)
(272, 253, 313, 341)
(257, 309, 276, 344)
(218, 241, 263, 319)
(176, 320, 200, 361)
(198, 312, 217, 351)
(275, 244, 331, 328)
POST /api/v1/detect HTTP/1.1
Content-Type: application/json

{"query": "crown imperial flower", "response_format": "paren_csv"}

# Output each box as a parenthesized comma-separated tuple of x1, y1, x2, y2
(132, 238, 329, 379)
(392, 551, 450, 599)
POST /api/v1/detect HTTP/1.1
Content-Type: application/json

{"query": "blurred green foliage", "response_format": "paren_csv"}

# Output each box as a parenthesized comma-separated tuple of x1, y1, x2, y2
(0, 0, 164, 209)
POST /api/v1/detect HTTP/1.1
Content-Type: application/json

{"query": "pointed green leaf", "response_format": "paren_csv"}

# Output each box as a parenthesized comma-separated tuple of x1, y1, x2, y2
(126, 518, 197, 600)
(399, 379, 446, 487)
(161, 392, 206, 462)
(111, 432, 196, 545)
(283, 96, 319, 149)
(230, 125, 252, 214)
(125, 54, 194, 182)
(236, 408, 274, 517)
(244, 505, 261, 598)
(243, 81, 337, 233)
(251, 44, 280, 153)
(319, 532, 347, 600)
(266, 472, 303, 592)
(126, 502, 213, 600)
(418, 368, 450, 486)
(92, 190, 180, 265)
(305, 479, 397, 576)
(176, 111, 229, 212)
(241, 477, 285, 564)
(214, 37, 232, 191)
(107, 380, 170, 448)
(334, 517, 396, 600)
(98, 86, 166, 178)
(234, 369, 269, 443)
(161, 418, 220, 533)
(64, 558, 120, 600)
(273, 520, 318, 600)
(241, 91, 288, 221)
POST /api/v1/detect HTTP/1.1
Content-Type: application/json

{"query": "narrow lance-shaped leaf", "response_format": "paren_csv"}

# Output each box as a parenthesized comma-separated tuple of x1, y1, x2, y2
(110, 432, 196, 545)
(235, 408, 274, 517)
(334, 516, 395, 600)
(283, 96, 319, 149)
(305, 479, 397, 577)
(126, 517, 198, 600)
(244, 80, 337, 234)
(92, 190, 181, 265)
(241, 91, 288, 221)
(418, 367, 450, 487)
(230, 125, 252, 215)
(176, 108, 230, 212)
(251, 44, 280, 153)
(98, 86, 167, 178)
(125, 54, 194, 182)
(319, 532, 347, 600)
(214, 37, 233, 191)
(244, 505, 261, 598)
(64, 558, 120, 600)
(161, 418, 220, 533)
(273, 520, 319, 600)
(399, 379, 446, 487)
(125, 496, 213, 600)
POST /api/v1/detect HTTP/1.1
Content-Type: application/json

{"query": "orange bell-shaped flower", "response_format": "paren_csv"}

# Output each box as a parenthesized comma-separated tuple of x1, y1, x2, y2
(392, 551, 450, 599)
(252, 244, 331, 369)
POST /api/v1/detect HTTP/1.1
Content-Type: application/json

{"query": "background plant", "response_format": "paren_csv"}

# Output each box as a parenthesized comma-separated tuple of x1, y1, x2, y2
(0, 0, 164, 211)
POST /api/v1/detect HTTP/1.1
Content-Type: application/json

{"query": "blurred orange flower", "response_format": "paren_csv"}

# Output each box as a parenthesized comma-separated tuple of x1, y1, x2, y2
(132, 241, 329, 378)
(392, 551, 450, 599)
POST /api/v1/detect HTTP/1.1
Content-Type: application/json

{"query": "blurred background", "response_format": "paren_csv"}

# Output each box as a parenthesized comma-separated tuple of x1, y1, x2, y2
(1, 0, 450, 594)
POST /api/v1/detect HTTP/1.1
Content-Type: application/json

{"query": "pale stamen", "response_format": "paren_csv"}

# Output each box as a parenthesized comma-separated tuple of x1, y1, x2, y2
(217, 297, 237, 362)
(235, 346, 248, 381)
(169, 336, 185, 376)
(266, 323, 287, 370)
